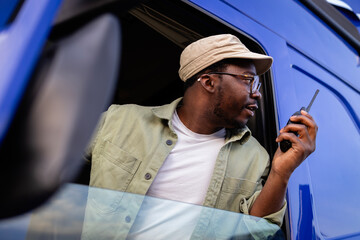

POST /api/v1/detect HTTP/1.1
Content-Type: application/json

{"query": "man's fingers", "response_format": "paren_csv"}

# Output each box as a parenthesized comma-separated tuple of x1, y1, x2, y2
(300, 110, 313, 119)
(289, 115, 314, 128)
(276, 132, 300, 143)
(281, 123, 307, 136)
(288, 112, 318, 136)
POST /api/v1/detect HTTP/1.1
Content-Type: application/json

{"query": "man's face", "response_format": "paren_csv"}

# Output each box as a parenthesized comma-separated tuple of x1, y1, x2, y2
(211, 63, 261, 129)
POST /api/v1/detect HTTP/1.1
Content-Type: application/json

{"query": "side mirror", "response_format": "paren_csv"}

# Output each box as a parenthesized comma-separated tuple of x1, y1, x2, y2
(0, 14, 120, 218)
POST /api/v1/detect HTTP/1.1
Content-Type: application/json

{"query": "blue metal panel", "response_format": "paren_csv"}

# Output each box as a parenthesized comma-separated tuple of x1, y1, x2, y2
(0, 0, 62, 144)
(288, 46, 360, 239)
(289, 46, 360, 237)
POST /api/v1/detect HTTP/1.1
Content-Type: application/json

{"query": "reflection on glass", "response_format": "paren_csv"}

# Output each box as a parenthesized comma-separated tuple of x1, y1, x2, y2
(0, 184, 284, 240)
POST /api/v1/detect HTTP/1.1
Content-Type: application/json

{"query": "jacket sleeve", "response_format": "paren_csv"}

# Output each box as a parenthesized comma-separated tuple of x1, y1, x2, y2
(239, 151, 287, 227)
(83, 111, 108, 163)
(239, 190, 287, 227)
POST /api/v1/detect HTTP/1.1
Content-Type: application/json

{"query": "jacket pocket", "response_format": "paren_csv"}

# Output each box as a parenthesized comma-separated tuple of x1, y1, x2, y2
(90, 140, 141, 192)
(217, 177, 259, 212)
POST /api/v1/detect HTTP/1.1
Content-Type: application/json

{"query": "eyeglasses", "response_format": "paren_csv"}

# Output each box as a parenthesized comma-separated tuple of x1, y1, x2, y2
(206, 72, 261, 95)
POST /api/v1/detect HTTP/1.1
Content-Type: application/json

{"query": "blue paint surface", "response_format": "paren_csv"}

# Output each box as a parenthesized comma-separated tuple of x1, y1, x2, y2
(0, 0, 62, 143)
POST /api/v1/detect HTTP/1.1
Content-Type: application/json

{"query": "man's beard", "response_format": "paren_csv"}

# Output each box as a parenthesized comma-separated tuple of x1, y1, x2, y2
(213, 86, 246, 130)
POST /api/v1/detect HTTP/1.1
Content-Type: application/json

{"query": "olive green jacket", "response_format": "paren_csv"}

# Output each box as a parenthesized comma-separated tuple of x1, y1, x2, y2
(86, 98, 286, 227)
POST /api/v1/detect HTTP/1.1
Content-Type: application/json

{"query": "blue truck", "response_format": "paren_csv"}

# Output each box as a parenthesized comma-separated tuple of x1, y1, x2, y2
(0, 0, 359, 239)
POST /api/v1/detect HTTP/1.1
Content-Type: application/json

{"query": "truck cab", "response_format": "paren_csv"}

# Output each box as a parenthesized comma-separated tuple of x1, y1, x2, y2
(0, 0, 359, 239)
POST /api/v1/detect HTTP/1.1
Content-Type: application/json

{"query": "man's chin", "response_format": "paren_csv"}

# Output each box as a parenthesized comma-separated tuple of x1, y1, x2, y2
(234, 122, 246, 130)
(225, 119, 247, 130)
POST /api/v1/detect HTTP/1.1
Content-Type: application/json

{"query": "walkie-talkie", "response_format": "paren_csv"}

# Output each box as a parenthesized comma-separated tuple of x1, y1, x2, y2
(280, 89, 319, 152)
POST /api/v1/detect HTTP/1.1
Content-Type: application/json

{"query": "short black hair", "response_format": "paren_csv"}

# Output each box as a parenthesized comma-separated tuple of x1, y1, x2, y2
(183, 58, 253, 91)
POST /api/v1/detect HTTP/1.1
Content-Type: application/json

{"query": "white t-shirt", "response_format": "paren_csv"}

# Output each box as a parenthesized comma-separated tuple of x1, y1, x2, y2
(129, 111, 226, 239)
(147, 110, 226, 205)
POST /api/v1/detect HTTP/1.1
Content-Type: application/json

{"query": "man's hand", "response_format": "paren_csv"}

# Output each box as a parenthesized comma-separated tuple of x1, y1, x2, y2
(272, 110, 318, 179)
(249, 110, 318, 218)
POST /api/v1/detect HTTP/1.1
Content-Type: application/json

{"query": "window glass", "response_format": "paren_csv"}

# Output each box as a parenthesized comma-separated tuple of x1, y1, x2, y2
(0, 184, 285, 239)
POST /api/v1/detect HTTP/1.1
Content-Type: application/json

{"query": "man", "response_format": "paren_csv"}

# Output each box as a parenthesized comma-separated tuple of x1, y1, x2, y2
(85, 34, 317, 227)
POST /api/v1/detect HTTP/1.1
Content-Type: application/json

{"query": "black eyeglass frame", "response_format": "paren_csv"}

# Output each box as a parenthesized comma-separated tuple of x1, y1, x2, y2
(205, 72, 261, 95)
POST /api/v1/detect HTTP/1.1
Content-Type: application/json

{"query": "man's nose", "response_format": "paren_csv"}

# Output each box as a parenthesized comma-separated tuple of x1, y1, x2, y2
(250, 89, 262, 99)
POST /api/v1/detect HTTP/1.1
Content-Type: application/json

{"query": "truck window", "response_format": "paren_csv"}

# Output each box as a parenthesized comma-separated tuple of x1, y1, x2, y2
(54, 0, 278, 157)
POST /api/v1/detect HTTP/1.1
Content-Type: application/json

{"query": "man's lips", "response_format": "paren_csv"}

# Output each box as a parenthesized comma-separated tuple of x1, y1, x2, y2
(245, 104, 258, 116)
(246, 104, 258, 111)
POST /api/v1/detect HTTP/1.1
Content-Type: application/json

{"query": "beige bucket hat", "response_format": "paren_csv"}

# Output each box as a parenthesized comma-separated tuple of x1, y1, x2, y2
(178, 34, 273, 82)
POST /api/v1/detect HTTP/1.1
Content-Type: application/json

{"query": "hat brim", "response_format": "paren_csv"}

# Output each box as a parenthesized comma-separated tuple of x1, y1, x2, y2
(222, 51, 273, 75)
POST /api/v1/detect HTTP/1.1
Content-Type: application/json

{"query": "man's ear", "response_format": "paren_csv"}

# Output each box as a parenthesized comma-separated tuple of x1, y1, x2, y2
(198, 74, 215, 93)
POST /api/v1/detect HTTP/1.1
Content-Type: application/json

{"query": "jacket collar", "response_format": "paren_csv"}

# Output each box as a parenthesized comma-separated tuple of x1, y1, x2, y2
(151, 97, 251, 144)
(151, 97, 182, 121)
